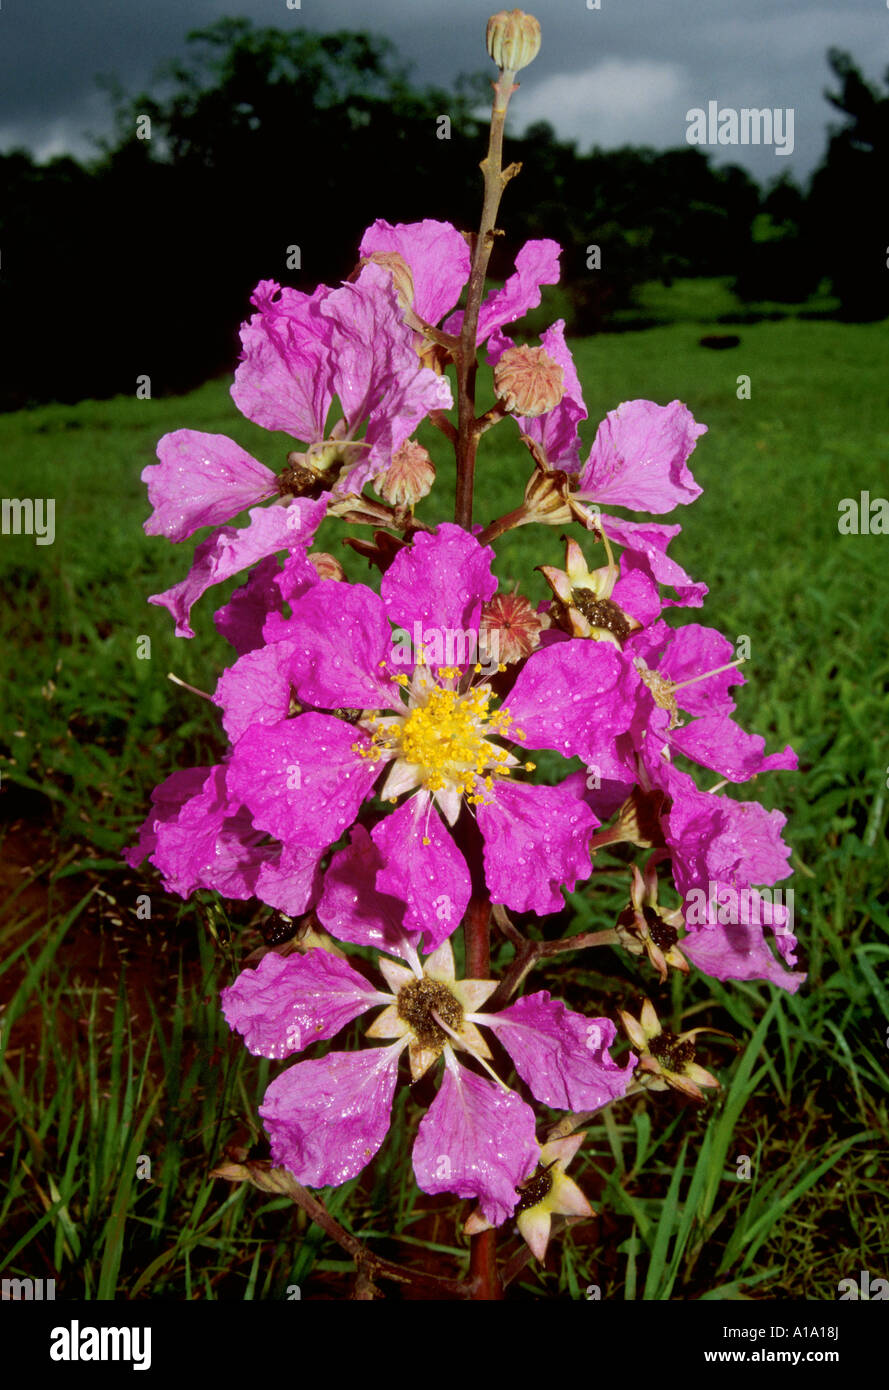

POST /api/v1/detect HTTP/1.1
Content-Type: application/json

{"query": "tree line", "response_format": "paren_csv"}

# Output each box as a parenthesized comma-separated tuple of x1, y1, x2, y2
(0, 19, 885, 411)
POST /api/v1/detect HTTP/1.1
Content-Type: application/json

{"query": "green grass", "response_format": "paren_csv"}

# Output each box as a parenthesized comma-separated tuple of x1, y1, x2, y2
(1, 294, 888, 1298)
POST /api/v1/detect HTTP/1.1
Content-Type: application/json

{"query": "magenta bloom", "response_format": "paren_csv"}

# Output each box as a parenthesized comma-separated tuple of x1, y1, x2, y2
(359, 217, 561, 343)
(142, 263, 452, 636)
(218, 525, 638, 935)
(221, 934, 634, 1224)
(629, 620, 798, 783)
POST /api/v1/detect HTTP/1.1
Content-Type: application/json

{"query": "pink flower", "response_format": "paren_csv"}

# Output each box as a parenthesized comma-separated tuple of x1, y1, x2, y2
(630, 620, 798, 783)
(143, 263, 452, 636)
(221, 935, 634, 1225)
(359, 218, 561, 343)
(219, 525, 638, 935)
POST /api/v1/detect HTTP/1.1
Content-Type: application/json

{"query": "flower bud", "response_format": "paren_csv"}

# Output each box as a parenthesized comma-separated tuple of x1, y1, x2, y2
(374, 440, 436, 507)
(494, 345, 564, 418)
(486, 10, 541, 74)
(308, 551, 345, 582)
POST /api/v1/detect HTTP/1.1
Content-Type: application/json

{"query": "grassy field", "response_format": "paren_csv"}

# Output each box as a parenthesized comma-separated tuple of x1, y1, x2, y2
(1, 282, 888, 1299)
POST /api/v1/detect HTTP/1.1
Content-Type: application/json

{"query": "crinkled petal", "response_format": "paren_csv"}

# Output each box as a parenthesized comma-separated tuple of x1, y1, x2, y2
(254, 843, 323, 916)
(478, 777, 596, 915)
(231, 280, 334, 441)
(483, 994, 636, 1110)
(682, 921, 806, 993)
(221, 947, 383, 1059)
(371, 794, 471, 951)
(143, 430, 277, 542)
(446, 239, 561, 343)
(149, 498, 326, 638)
(412, 1060, 539, 1226)
(600, 516, 708, 609)
(504, 639, 637, 765)
(261, 1044, 402, 1186)
(214, 556, 284, 657)
(212, 641, 297, 745)
(578, 400, 705, 513)
(318, 825, 421, 960)
(282, 580, 395, 709)
(320, 263, 453, 491)
(359, 218, 471, 325)
(669, 715, 798, 783)
(123, 767, 210, 869)
(226, 714, 378, 850)
(660, 763, 794, 896)
(657, 623, 744, 716)
(149, 765, 269, 899)
(381, 524, 497, 644)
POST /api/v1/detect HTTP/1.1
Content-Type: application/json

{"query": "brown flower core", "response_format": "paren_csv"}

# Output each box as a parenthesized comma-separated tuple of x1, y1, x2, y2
(570, 591, 631, 643)
(514, 1166, 554, 1214)
(649, 1030, 695, 1071)
(643, 904, 678, 950)
(396, 977, 463, 1050)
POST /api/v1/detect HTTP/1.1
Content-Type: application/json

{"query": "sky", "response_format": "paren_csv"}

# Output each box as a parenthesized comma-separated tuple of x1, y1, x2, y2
(0, 0, 885, 185)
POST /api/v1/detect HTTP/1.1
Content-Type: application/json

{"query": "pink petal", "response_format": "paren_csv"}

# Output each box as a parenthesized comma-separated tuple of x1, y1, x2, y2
(578, 400, 705, 513)
(282, 580, 395, 709)
(149, 765, 270, 900)
(381, 524, 497, 645)
(214, 556, 284, 656)
(503, 639, 637, 765)
(600, 516, 708, 609)
(657, 623, 744, 716)
(143, 430, 277, 542)
(484, 994, 636, 1110)
(317, 825, 421, 960)
(149, 497, 326, 638)
(123, 766, 210, 869)
(412, 1061, 539, 1226)
(212, 641, 297, 745)
(371, 794, 471, 951)
(320, 263, 453, 491)
(231, 280, 334, 442)
(261, 1045, 402, 1186)
(254, 843, 323, 917)
(446, 239, 562, 343)
(359, 218, 471, 325)
(478, 778, 596, 915)
(669, 715, 798, 783)
(226, 714, 378, 850)
(682, 920, 806, 993)
(221, 947, 383, 1059)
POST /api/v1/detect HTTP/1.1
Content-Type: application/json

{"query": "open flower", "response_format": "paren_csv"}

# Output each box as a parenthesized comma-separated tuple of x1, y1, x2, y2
(217, 524, 638, 932)
(464, 1131, 594, 1260)
(616, 859, 688, 982)
(143, 264, 451, 636)
(221, 933, 635, 1226)
(619, 999, 720, 1101)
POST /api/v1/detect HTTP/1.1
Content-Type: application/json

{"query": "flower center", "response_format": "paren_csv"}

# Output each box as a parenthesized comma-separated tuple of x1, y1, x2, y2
(396, 977, 463, 1050)
(642, 904, 678, 950)
(397, 685, 514, 798)
(649, 1030, 695, 1071)
(514, 1166, 554, 1214)
(571, 591, 631, 643)
(634, 659, 680, 726)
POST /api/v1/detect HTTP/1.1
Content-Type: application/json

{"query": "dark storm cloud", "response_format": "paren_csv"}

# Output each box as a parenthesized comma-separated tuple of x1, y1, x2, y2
(1, 0, 886, 180)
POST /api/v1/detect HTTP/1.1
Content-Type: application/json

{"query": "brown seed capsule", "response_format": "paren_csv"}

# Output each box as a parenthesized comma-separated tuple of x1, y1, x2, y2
(494, 345, 564, 418)
(486, 10, 542, 74)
